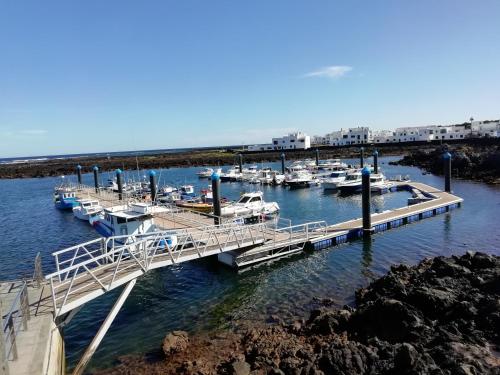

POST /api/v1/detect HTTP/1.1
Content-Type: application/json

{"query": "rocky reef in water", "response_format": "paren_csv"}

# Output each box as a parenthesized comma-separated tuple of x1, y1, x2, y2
(93, 252, 500, 375)
(392, 144, 500, 184)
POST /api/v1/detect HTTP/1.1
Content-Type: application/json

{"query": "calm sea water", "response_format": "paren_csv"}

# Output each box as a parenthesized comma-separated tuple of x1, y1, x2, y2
(1, 156, 499, 372)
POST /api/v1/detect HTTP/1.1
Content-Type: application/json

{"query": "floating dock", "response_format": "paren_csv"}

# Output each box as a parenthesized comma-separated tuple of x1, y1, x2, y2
(2, 180, 462, 375)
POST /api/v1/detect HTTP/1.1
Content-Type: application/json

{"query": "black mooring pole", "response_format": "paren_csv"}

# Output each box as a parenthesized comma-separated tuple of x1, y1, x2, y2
(315, 149, 319, 166)
(238, 154, 243, 173)
(116, 169, 123, 200)
(360, 147, 364, 168)
(444, 152, 451, 192)
(211, 171, 221, 225)
(76, 165, 82, 185)
(280, 153, 285, 174)
(373, 150, 379, 174)
(93, 166, 99, 193)
(362, 166, 372, 237)
(149, 170, 157, 202)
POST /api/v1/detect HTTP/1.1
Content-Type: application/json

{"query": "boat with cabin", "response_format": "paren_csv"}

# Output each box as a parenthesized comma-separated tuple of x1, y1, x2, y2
(322, 170, 349, 190)
(72, 199, 104, 222)
(196, 167, 214, 178)
(54, 188, 79, 210)
(220, 192, 279, 218)
(285, 170, 314, 188)
(337, 171, 363, 194)
(92, 202, 170, 240)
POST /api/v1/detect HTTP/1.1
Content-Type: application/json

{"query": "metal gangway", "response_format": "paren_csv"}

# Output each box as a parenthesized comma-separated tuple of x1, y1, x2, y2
(42, 218, 328, 374)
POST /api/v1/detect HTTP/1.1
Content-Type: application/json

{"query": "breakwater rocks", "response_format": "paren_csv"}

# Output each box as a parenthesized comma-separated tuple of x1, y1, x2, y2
(393, 144, 500, 184)
(94, 252, 500, 375)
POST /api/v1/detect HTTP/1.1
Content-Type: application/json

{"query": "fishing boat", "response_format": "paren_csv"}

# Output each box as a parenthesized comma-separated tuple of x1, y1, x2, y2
(220, 192, 279, 218)
(322, 170, 349, 190)
(285, 171, 314, 188)
(337, 171, 363, 194)
(180, 185, 196, 198)
(370, 174, 394, 194)
(196, 167, 214, 178)
(72, 199, 104, 222)
(92, 202, 170, 239)
(317, 159, 349, 171)
(220, 166, 241, 182)
(54, 188, 79, 210)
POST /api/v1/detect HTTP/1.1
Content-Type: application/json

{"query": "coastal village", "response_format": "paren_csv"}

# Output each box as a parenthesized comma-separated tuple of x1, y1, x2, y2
(247, 119, 500, 151)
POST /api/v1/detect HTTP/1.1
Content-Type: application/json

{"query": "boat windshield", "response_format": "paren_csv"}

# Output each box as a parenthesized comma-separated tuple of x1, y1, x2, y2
(238, 196, 252, 203)
(345, 174, 360, 181)
(331, 172, 345, 178)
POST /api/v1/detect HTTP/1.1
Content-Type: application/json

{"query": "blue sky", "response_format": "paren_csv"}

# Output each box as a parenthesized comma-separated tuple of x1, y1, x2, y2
(1, 0, 499, 157)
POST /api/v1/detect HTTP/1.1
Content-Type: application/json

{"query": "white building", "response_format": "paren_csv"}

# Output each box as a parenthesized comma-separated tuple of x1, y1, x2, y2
(472, 120, 500, 137)
(325, 127, 371, 146)
(272, 132, 311, 150)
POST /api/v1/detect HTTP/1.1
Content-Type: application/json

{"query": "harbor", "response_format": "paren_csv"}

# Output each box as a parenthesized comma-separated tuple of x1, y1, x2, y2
(1, 151, 469, 375)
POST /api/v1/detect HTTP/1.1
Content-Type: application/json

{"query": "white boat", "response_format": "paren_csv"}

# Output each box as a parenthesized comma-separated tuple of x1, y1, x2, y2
(196, 167, 214, 178)
(317, 159, 349, 171)
(285, 170, 314, 188)
(220, 192, 279, 218)
(273, 173, 286, 185)
(159, 185, 178, 195)
(92, 202, 170, 239)
(337, 171, 363, 194)
(370, 174, 394, 194)
(73, 199, 104, 222)
(322, 170, 349, 190)
(180, 185, 195, 196)
(220, 167, 241, 182)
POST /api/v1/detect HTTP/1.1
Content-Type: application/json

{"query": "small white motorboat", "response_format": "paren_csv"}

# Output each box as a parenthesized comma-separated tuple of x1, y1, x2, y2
(370, 174, 394, 194)
(220, 192, 279, 218)
(285, 171, 314, 188)
(73, 199, 104, 222)
(196, 167, 214, 178)
(322, 170, 349, 190)
(337, 171, 363, 194)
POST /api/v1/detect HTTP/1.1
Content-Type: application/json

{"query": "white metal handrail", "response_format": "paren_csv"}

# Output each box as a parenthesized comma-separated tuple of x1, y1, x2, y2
(46, 223, 270, 316)
(1, 282, 30, 361)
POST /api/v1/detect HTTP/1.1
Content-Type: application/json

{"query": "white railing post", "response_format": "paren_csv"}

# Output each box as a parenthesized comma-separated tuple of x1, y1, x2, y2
(0, 301, 10, 375)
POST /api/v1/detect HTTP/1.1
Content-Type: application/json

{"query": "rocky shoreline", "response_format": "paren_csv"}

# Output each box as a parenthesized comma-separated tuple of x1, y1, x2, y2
(392, 144, 500, 184)
(93, 252, 500, 375)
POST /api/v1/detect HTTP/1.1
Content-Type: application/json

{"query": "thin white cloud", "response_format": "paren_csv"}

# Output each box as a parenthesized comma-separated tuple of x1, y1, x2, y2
(303, 65, 353, 79)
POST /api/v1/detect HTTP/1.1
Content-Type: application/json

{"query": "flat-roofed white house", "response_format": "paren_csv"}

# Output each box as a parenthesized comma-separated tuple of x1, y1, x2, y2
(272, 132, 311, 150)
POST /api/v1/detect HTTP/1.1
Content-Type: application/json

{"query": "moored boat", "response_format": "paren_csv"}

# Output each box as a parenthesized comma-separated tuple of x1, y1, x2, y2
(72, 199, 104, 222)
(220, 192, 279, 218)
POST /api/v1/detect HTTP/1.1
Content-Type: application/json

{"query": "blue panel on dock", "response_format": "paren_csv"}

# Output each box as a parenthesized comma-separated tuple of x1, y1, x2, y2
(313, 239, 334, 250)
(407, 214, 420, 223)
(374, 223, 388, 233)
(422, 210, 433, 219)
(436, 207, 447, 214)
(390, 218, 403, 228)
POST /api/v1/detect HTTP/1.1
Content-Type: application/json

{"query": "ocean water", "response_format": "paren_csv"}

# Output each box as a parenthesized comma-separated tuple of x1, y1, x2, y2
(1, 156, 499, 373)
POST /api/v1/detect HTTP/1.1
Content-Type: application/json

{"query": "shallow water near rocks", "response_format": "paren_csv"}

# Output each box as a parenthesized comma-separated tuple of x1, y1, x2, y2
(1, 156, 499, 372)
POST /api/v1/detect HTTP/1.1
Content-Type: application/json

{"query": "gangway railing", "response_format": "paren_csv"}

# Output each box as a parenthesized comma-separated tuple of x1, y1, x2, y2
(1, 282, 30, 362)
(46, 222, 270, 317)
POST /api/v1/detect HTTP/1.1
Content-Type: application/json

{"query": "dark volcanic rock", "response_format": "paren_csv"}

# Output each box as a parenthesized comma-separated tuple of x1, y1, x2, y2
(393, 144, 500, 184)
(94, 252, 500, 375)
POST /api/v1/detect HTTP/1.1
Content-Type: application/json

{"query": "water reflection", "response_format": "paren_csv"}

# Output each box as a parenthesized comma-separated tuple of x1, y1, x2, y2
(361, 237, 376, 281)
